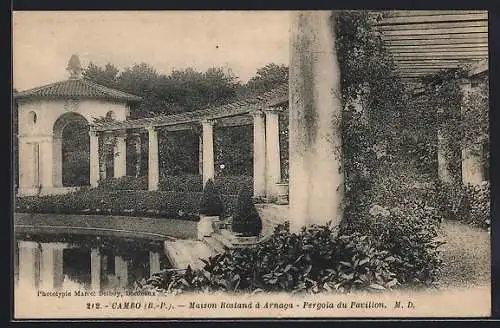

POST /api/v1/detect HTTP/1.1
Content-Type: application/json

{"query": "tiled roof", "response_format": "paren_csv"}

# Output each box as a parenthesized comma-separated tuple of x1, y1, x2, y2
(13, 78, 142, 102)
(93, 83, 288, 132)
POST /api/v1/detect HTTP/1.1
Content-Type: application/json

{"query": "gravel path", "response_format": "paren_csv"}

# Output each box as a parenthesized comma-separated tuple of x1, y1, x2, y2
(438, 220, 491, 289)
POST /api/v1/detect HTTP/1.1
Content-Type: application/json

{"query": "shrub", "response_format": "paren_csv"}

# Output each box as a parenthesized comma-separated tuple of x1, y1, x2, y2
(231, 186, 262, 236)
(15, 189, 238, 220)
(434, 182, 490, 230)
(137, 221, 431, 295)
(214, 175, 253, 196)
(98, 176, 148, 190)
(199, 179, 224, 217)
(159, 175, 203, 192)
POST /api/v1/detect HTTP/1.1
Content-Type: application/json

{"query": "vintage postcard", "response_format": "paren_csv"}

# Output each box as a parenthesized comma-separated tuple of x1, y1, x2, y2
(12, 10, 491, 319)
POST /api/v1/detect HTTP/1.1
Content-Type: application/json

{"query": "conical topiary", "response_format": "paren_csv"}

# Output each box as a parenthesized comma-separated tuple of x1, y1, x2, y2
(231, 185, 262, 236)
(199, 179, 224, 217)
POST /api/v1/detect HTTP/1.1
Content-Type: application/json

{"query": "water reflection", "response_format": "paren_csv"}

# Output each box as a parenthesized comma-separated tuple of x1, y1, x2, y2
(14, 233, 170, 292)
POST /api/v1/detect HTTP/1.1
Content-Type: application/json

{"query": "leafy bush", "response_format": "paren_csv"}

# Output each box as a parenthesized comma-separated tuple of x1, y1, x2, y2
(199, 179, 224, 217)
(231, 186, 262, 236)
(435, 182, 490, 230)
(15, 189, 238, 220)
(159, 174, 203, 192)
(98, 176, 148, 190)
(138, 219, 442, 295)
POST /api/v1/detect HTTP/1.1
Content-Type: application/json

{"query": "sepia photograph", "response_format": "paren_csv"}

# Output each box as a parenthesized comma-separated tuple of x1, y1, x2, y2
(12, 10, 490, 319)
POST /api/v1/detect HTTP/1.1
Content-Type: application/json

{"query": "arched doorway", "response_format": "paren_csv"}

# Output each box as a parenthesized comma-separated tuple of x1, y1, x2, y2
(53, 112, 90, 187)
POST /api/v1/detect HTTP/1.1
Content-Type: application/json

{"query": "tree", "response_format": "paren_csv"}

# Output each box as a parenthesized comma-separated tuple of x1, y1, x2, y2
(200, 179, 224, 217)
(83, 62, 119, 88)
(245, 63, 288, 96)
(231, 185, 262, 236)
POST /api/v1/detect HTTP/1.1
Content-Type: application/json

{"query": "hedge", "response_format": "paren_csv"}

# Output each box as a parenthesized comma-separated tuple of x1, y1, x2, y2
(98, 175, 253, 196)
(15, 189, 238, 220)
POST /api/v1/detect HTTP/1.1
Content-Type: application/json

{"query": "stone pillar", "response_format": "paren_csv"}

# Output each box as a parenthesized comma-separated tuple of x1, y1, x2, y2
(40, 243, 65, 289)
(147, 127, 159, 191)
(252, 110, 267, 198)
(149, 251, 161, 276)
(114, 256, 128, 288)
(198, 136, 203, 175)
(132, 133, 142, 177)
(460, 80, 485, 186)
(52, 136, 63, 187)
(18, 241, 39, 289)
(113, 131, 127, 178)
(90, 248, 101, 290)
(201, 120, 215, 185)
(265, 108, 281, 201)
(39, 137, 54, 189)
(89, 130, 100, 187)
(289, 11, 344, 232)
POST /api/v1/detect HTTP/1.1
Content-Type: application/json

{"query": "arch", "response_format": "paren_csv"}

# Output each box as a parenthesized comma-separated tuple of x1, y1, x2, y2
(53, 112, 90, 187)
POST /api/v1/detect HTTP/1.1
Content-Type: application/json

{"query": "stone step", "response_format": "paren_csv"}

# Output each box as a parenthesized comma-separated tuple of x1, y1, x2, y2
(164, 239, 215, 270)
(202, 236, 226, 254)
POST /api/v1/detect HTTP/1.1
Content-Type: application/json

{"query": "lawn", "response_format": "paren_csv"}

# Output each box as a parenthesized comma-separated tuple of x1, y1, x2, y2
(14, 213, 197, 241)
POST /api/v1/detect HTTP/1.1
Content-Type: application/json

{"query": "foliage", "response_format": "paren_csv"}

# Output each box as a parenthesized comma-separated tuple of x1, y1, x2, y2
(159, 174, 204, 192)
(15, 189, 238, 220)
(139, 220, 443, 294)
(98, 176, 148, 191)
(244, 63, 288, 96)
(199, 179, 224, 217)
(231, 186, 262, 236)
(435, 182, 490, 230)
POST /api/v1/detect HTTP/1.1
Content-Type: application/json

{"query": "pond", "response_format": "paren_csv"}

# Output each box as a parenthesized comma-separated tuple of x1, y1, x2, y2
(14, 233, 171, 292)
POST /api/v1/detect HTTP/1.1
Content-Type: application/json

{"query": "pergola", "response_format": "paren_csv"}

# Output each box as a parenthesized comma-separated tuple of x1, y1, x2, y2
(89, 10, 488, 212)
(91, 84, 288, 201)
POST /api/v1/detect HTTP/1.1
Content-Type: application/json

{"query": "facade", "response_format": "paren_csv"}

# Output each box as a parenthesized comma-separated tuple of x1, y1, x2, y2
(14, 56, 141, 196)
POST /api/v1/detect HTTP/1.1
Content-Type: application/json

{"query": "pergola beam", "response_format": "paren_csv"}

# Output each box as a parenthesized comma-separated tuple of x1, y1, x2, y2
(378, 12, 487, 25)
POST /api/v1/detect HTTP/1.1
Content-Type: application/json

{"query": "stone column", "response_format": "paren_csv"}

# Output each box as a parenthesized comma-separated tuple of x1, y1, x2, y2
(40, 243, 65, 289)
(198, 136, 203, 175)
(252, 110, 267, 198)
(132, 133, 142, 177)
(52, 136, 63, 187)
(460, 80, 485, 186)
(289, 11, 344, 232)
(89, 130, 100, 187)
(149, 251, 161, 276)
(113, 130, 127, 178)
(114, 256, 128, 288)
(147, 127, 159, 191)
(18, 241, 39, 289)
(90, 248, 101, 290)
(201, 120, 215, 185)
(265, 108, 281, 201)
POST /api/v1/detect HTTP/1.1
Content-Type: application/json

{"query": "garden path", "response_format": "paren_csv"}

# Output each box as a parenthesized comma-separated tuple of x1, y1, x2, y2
(438, 220, 491, 289)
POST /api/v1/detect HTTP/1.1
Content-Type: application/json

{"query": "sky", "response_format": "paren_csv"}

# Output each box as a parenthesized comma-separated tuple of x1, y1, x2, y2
(13, 11, 291, 91)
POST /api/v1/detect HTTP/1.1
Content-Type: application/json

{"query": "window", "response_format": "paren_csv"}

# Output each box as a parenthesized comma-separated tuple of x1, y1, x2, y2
(27, 111, 37, 125)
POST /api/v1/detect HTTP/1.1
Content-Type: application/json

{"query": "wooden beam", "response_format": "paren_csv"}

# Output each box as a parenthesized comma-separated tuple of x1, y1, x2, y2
(378, 12, 487, 25)
(388, 44, 488, 51)
(384, 10, 486, 18)
(377, 20, 487, 32)
(384, 38, 488, 46)
(216, 115, 253, 127)
(390, 49, 488, 56)
(392, 54, 486, 59)
(382, 26, 488, 37)
(382, 32, 487, 41)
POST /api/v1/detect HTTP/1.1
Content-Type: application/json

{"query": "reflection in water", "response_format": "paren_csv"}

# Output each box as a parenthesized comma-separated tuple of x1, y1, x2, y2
(15, 233, 171, 292)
